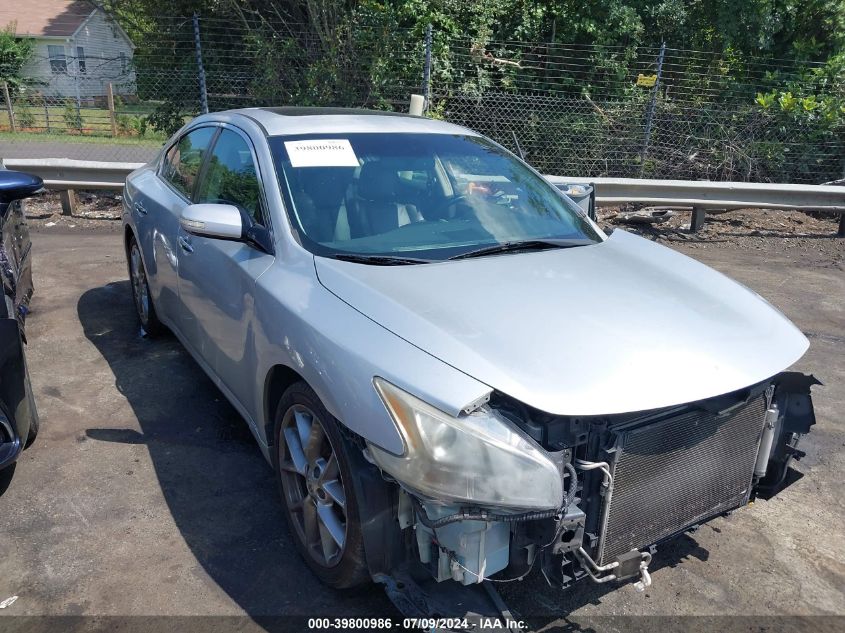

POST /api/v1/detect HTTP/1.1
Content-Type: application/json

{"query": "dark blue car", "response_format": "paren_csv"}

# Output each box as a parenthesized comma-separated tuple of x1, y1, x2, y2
(0, 170, 42, 491)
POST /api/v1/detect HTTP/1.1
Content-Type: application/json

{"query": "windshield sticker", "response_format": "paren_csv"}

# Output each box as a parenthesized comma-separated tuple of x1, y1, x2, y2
(284, 139, 359, 168)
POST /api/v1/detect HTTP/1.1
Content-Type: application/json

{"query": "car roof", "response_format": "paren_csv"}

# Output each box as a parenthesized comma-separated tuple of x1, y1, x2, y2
(224, 106, 479, 137)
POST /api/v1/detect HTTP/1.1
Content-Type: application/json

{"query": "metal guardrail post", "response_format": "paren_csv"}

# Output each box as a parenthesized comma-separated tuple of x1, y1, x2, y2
(59, 190, 76, 216)
(690, 207, 706, 232)
(193, 13, 209, 115)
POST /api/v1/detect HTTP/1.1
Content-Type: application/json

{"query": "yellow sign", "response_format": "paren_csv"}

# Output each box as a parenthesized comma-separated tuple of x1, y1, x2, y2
(636, 73, 657, 87)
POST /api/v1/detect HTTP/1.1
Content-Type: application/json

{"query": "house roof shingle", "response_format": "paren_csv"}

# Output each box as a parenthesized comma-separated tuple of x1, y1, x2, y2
(0, 0, 96, 38)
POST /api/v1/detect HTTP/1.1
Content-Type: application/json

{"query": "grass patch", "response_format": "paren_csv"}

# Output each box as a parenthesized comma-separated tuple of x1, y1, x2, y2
(0, 130, 165, 147)
(0, 105, 169, 140)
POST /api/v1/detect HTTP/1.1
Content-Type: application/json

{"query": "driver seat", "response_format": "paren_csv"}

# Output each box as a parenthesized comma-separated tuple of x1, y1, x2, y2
(346, 161, 423, 238)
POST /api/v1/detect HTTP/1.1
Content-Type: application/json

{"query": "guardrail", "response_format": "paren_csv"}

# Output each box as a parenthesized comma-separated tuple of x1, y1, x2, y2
(2, 158, 144, 215)
(2, 158, 844, 236)
(3, 158, 144, 190)
(546, 176, 845, 236)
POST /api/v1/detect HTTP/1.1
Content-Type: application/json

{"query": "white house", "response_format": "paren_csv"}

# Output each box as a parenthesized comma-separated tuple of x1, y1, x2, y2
(0, 0, 136, 101)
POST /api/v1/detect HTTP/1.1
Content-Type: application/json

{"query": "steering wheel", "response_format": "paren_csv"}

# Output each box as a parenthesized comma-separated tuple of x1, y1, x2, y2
(431, 194, 469, 219)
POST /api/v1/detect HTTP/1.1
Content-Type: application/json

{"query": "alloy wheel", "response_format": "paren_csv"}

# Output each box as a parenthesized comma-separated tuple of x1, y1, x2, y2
(278, 404, 348, 567)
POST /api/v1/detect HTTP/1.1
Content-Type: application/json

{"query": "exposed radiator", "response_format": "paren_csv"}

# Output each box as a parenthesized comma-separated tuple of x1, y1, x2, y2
(597, 395, 767, 565)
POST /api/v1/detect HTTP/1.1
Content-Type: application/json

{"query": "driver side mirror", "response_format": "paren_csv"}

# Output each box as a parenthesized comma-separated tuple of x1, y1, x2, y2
(0, 170, 44, 204)
(179, 203, 243, 240)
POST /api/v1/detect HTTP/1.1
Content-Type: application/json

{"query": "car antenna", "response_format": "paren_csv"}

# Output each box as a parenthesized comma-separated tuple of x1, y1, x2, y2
(511, 131, 525, 160)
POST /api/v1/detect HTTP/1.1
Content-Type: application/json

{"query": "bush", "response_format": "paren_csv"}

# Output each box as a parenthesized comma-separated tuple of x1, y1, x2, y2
(62, 102, 83, 131)
(145, 101, 187, 136)
(15, 106, 34, 128)
(116, 113, 147, 136)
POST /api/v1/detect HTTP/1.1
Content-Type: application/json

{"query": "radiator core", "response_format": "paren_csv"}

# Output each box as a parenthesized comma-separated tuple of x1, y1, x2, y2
(597, 396, 767, 565)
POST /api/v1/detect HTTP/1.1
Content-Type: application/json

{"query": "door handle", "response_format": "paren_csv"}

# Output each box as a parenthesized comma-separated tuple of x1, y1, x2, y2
(134, 201, 147, 215)
(177, 236, 194, 253)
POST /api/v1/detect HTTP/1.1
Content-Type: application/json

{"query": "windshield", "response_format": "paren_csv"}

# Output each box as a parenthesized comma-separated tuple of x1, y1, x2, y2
(270, 133, 601, 260)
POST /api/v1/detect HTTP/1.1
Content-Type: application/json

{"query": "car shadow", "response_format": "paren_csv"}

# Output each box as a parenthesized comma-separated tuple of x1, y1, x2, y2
(0, 462, 15, 497)
(77, 280, 714, 626)
(77, 280, 394, 619)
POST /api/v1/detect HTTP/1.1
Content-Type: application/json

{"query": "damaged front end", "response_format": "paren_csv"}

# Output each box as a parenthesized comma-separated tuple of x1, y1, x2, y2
(364, 373, 819, 608)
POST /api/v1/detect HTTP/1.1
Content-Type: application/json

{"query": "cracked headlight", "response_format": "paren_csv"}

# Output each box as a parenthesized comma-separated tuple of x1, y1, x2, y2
(368, 378, 563, 510)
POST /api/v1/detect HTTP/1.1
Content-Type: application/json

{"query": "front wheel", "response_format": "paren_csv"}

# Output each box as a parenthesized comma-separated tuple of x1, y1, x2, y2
(273, 382, 369, 588)
(127, 236, 163, 337)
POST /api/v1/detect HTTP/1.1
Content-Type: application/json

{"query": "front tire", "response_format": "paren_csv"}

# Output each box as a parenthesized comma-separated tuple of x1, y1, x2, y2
(273, 382, 369, 588)
(127, 235, 163, 337)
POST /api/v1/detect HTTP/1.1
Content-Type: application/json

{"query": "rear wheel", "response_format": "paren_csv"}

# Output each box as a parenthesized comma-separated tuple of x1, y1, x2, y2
(128, 236, 163, 337)
(22, 356, 38, 448)
(273, 382, 369, 588)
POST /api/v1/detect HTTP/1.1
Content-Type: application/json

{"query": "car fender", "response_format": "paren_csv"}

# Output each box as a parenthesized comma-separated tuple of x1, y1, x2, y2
(251, 253, 492, 457)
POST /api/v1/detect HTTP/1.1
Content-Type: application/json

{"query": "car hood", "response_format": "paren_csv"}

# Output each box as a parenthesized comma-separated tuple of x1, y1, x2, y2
(314, 230, 808, 415)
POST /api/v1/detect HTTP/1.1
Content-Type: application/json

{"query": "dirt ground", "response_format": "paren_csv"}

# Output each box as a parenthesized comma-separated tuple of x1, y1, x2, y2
(23, 190, 126, 232)
(600, 205, 844, 263)
(0, 195, 843, 632)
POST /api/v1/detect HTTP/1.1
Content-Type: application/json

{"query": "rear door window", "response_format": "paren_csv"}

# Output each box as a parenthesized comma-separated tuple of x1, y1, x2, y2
(161, 127, 217, 199)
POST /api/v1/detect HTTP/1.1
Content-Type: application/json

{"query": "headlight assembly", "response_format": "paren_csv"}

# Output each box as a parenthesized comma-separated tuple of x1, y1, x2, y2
(369, 378, 563, 510)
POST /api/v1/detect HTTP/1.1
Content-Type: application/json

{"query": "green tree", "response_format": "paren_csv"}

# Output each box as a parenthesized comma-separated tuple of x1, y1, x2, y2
(0, 24, 34, 91)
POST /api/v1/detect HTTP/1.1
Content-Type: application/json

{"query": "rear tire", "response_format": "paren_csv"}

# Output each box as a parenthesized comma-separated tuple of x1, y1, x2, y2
(273, 381, 369, 588)
(127, 235, 163, 337)
(22, 356, 39, 448)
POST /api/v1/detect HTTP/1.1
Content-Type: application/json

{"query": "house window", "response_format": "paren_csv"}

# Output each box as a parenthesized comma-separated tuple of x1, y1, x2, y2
(48, 45, 67, 74)
(76, 47, 86, 73)
(119, 51, 127, 74)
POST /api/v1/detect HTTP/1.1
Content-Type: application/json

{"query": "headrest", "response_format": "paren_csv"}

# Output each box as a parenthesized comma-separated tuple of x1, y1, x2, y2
(296, 167, 354, 207)
(356, 161, 398, 203)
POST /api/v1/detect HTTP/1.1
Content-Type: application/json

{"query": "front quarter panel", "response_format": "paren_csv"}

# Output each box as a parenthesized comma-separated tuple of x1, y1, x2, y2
(251, 252, 492, 456)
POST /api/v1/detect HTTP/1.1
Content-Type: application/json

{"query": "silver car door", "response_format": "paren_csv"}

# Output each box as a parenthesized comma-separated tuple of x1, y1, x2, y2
(134, 125, 218, 331)
(176, 126, 274, 418)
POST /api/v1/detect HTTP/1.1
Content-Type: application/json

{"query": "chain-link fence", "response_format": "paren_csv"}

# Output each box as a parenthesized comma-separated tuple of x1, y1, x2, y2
(433, 38, 845, 183)
(1, 15, 843, 183)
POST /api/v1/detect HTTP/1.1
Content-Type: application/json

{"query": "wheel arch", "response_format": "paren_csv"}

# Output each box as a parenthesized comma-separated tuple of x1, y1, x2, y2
(123, 224, 136, 258)
(263, 363, 306, 446)
(264, 360, 405, 581)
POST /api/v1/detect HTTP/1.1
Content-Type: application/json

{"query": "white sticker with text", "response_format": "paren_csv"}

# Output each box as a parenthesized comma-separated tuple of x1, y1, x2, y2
(284, 139, 359, 168)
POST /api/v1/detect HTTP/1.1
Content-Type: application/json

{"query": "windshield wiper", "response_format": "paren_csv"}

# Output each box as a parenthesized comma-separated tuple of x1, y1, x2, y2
(448, 238, 594, 260)
(332, 253, 432, 265)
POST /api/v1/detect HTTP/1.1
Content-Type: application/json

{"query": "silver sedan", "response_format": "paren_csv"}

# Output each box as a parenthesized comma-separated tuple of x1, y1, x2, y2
(123, 107, 817, 604)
